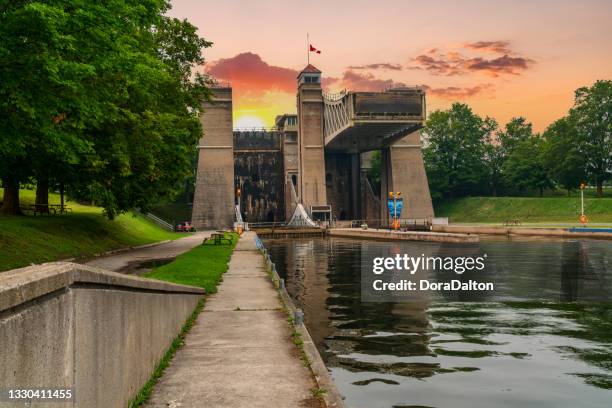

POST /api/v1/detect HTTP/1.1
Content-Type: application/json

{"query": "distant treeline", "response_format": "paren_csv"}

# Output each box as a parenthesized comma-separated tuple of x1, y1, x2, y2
(422, 80, 611, 200)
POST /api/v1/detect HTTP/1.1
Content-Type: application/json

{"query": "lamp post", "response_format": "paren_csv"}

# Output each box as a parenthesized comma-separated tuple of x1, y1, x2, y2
(579, 182, 587, 225)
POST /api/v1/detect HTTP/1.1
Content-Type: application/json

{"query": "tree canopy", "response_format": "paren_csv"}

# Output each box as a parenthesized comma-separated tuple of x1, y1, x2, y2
(422, 103, 494, 199)
(0, 0, 211, 216)
(570, 80, 612, 196)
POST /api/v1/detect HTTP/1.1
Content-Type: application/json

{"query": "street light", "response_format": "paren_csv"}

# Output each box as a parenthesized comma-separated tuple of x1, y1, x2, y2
(579, 182, 588, 225)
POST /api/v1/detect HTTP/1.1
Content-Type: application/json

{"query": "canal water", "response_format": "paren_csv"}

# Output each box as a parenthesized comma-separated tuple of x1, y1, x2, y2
(263, 236, 612, 408)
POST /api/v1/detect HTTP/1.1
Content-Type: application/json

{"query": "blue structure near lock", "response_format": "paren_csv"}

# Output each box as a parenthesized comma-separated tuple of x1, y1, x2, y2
(568, 227, 612, 233)
(387, 198, 404, 220)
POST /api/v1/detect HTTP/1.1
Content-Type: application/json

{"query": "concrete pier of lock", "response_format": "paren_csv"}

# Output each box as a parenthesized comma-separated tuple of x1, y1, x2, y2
(192, 64, 434, 229)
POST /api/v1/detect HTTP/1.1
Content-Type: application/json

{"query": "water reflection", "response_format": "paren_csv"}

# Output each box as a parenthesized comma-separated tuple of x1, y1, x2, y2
(265, 236, 612, 408)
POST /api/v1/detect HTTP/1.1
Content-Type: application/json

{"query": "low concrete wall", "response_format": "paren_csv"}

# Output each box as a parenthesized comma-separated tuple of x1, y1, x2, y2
(432, 225, 612, 240)
(0, 262, 204, 408)
(329, 227, 478, 243)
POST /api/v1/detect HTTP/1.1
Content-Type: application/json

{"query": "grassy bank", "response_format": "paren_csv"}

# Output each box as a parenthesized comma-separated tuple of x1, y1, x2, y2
(435, 196, 612, 224)
(0, 189, 181, 272)
(144, 233, 237, 292)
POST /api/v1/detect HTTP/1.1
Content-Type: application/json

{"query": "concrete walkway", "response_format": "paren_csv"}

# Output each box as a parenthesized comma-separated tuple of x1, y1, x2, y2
(83, 232, 210, 272)
(145, 231, 320, 408)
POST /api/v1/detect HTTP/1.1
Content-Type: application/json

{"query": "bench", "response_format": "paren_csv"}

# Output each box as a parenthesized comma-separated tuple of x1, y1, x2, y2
(203, 232, 232, 245)
(19, 204, 73, 216)
(503, 219, 521, 226)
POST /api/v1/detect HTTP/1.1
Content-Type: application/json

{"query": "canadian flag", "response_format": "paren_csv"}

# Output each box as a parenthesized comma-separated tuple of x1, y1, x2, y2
(309, 44, 321, 54)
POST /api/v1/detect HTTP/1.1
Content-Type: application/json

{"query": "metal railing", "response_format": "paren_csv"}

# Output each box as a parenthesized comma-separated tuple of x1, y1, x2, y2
(247, 221, 287, 229)
(334, 218, 433, 231)
(141, 211, 174, 231)
(322, 90, 347, 102)
(233, 127, 281, 132)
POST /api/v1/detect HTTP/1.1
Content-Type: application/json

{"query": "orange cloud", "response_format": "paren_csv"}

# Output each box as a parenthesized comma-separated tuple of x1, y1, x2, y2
(206, 53, 498, 127)
(410, 41, 534, 77)
(347, 63, 402, 71)
(207, 52, 297, 93)
(334, 70, 405, 92)
(463, 40, 512, 54)
(464, 55, 534, 76)
(423, 84, 493, 99)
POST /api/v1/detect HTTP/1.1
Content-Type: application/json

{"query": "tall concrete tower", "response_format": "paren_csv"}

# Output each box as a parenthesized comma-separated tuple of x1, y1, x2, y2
(296, 65, 328, 215)
(191, 86, 235, 229)
(380, 129, 434, 221)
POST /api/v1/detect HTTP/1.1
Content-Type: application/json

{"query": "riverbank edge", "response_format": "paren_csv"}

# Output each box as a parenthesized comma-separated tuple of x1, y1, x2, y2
(255, 235, 347, 408)
(432, 225, 612, 240)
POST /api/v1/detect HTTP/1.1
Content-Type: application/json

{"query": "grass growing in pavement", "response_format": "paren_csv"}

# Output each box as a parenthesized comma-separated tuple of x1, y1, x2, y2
(130, 233, 238, 407)
(435, 196, 612, 224)
(0, 189, 182, 272)
(144, 233, 238, 292)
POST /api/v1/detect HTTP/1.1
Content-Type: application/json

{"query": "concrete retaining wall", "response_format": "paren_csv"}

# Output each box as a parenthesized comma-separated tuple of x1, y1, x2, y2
(432, 225, 612, 240)
(0, 262, 204, 408)
(329, 227, 478, 243)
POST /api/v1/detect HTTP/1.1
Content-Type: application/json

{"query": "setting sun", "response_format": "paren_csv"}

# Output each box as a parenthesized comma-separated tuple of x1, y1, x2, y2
(234, 114, 266, 129)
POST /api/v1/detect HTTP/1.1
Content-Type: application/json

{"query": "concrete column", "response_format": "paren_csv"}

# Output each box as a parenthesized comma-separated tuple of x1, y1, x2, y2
(350, 153, 361, 219)
(380, 148, 392, 222)
(380, 129, 434, 222)
(297, 84, 327, 212)
(191, 87, 235, 229)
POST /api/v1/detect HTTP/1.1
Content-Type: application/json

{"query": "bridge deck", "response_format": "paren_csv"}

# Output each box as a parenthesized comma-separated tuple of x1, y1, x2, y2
(323, 88, 425, 152)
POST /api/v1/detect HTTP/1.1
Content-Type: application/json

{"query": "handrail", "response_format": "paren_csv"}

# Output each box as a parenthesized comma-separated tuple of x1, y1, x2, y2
(322, 90, 347, 102)
(233, 127, 281, 132)
(135, 209, 174, 231)
(235, 205, 243, 223)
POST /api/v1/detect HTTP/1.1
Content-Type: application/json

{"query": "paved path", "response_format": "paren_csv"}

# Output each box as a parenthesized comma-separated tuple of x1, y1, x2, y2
(145, 231, 319, 408)
(83, 232, 210, 272)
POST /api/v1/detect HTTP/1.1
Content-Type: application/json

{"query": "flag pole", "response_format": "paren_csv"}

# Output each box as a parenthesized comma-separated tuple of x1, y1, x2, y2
(307, 33, 309, 65)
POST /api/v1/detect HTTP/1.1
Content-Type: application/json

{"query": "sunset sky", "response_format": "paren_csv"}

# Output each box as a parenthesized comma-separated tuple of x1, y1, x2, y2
(168, 0, 612, 132)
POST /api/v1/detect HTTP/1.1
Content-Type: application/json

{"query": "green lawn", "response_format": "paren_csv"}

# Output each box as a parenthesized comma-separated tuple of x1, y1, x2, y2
(435, 196, 612, 224)
(0, 189, 181, 272)
(144, 233, 237, 293)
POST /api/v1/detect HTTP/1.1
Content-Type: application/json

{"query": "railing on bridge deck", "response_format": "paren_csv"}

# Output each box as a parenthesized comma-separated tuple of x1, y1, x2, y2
(333, 218, 434, 231)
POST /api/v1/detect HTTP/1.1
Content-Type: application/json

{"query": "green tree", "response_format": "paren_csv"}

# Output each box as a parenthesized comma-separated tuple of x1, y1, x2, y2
(498, 117, 533, 156)
(422, 103, 491, 199)
(0, 1, 95, 214)
(542, 116, 586, 194)
(481, 118, 503, 196)
(503, 136, 553, 196)
(0, 1, 211, 217)
(570, 80, 612, 197)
